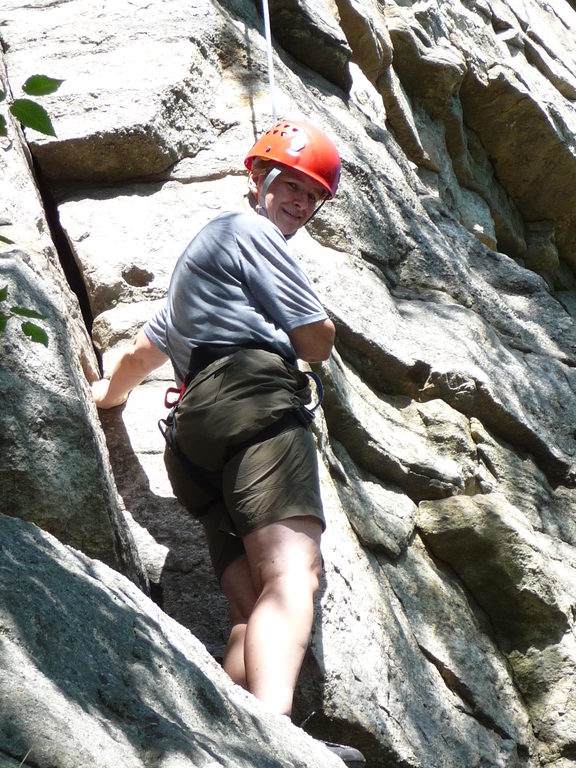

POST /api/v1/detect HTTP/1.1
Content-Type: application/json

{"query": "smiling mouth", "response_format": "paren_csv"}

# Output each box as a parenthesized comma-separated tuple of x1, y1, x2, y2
(282, 207, 303, 221)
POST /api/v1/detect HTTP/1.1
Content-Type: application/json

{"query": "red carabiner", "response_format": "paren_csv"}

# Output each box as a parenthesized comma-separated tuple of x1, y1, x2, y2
(164, 381, 186, 409)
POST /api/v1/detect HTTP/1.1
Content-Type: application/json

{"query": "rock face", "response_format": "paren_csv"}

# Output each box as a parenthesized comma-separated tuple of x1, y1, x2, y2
(0, 54, 145, 587)
(2, 0, 576, 767)
(0, 513, 344, 768)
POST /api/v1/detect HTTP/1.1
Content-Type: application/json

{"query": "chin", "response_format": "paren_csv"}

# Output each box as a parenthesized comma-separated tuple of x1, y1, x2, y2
(283, 219, 304, 236)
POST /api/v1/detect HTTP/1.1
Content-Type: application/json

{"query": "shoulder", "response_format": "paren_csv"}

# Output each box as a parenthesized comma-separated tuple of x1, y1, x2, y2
(198, 211, 290, 267)
(236, 216, 291, 263)
(213, 210, 286, 244)
(181, 211, 260, 256)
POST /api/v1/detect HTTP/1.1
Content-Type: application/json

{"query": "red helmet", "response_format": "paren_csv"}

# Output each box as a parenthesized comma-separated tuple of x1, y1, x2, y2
(244, 119, 341, 198)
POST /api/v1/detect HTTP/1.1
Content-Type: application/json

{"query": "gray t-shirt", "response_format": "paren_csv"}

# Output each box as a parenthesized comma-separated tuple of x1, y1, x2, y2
(144, 210, 328, 383)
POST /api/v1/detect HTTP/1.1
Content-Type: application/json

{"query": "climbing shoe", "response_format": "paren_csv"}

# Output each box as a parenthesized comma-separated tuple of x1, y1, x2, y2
(321, 740, 366, 767)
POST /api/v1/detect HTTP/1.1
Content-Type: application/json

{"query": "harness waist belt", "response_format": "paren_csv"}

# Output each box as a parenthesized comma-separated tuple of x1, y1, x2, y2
(186, 342, 295, 382)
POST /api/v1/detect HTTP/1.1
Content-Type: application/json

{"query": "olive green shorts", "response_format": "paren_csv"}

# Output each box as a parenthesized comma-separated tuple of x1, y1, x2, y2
(163, 349, 325, 581)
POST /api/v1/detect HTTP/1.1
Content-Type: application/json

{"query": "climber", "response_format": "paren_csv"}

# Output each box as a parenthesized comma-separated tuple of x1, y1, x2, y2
(91, 119, 365, 767)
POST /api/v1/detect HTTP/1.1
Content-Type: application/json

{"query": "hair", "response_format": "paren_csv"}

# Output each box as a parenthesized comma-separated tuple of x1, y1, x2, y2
(250, 157, 276, 178)
(247, 158, 278, 206)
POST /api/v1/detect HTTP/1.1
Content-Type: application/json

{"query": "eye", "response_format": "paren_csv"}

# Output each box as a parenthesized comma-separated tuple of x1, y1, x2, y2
(310, 190, 327, 205)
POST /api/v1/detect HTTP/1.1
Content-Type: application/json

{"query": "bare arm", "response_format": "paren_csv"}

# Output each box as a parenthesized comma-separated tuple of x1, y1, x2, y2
(288, 318, 335, 362)
(91, 329, 169, 409)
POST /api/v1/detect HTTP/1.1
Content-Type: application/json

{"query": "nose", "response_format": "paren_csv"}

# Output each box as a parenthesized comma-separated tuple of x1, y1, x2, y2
(292, 187, 310, 210)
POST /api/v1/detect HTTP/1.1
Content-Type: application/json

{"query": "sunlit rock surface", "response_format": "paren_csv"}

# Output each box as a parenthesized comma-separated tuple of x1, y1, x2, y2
(2, 0, 576, 765)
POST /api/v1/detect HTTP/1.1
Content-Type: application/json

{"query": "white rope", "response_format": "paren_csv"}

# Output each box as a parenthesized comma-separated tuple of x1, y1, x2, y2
(261, 0, 278, 122)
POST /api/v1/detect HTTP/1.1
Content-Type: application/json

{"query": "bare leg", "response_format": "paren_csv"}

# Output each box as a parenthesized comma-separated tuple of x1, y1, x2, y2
(220, 517, 322, 714)
(220, 555, 257, 690)
(221, 536, 366, 766)
(244, 516, 323, 715)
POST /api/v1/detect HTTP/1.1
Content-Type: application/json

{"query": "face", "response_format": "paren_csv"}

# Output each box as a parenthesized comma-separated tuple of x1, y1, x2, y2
(252, 167, 327, 236)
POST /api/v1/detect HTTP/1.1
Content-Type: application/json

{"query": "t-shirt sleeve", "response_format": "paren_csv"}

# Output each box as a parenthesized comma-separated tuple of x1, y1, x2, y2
(143, 304, 169, 355)
(236, 218, 328, 332)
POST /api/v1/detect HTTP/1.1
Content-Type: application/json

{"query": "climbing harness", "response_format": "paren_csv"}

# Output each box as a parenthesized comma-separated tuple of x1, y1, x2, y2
(160, 350, 323, 430)
(158, 349, 324, 512)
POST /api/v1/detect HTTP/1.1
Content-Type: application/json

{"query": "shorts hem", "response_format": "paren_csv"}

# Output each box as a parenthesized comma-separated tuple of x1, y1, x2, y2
(234, 503, 326, 538)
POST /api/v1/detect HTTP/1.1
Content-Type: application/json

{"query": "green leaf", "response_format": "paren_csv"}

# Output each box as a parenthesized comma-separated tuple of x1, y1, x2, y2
(0, 286, 8, 302)
(21, 321, 48, 347)
(11, 306, 46, 319)
(0, 313, 8, 332)
(22, 74, 64, 97)
(0, 114, 6, 138)
(0, 89, 5, 103)
(10, 99, 56, 137)
(0, 233, 15, 245)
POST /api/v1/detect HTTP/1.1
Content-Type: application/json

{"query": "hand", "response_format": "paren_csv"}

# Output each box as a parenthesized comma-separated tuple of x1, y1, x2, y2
(91, 378, 126, 409)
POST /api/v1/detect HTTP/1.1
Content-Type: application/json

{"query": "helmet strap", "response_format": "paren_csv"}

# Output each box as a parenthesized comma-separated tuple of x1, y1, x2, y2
(304, 196, 328, 226)
(257, 166, 283, 216)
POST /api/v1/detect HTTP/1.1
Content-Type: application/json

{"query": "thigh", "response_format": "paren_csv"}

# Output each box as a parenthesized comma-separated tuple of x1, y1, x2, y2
(220, 554, 258, 622)
(222, 426, 325, 537)
(243, 516, 324, 594)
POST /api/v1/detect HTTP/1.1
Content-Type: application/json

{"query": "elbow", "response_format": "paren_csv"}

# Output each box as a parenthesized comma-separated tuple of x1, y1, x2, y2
(317, 319, 336, 360)
(308, 334, 334, 362)
(291, 319, 335, 362)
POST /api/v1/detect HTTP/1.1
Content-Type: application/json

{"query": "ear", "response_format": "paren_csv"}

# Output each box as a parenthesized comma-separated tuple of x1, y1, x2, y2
(248, 172, 260, 200)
